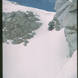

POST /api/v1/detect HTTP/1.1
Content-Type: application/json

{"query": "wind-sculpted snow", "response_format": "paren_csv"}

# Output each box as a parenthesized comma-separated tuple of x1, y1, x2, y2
(3, 0, 77, 78)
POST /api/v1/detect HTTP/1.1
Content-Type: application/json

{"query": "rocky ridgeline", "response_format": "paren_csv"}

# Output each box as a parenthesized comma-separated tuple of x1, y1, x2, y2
(48, 0, 77, 57)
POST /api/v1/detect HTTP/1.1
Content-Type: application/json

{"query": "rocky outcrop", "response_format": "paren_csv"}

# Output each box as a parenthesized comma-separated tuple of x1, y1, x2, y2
(3, 11, 42, 46)
(48, 0, 77, 57)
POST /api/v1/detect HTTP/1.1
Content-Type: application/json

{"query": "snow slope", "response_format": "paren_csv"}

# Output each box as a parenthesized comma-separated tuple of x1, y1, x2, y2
(3, 0, 77, 78)
(56, 50, 77, 78)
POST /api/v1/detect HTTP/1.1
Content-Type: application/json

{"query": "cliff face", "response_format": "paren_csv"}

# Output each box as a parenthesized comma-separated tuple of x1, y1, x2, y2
(48, 0, 77, 57)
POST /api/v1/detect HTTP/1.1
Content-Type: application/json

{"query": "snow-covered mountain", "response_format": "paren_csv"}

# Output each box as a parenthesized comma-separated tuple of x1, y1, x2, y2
(3, 0, 77, 78)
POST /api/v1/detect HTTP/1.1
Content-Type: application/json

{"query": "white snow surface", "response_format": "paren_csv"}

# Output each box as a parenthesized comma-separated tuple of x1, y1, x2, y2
(56, 50, 77, 78)
(3, 0, 77, 78)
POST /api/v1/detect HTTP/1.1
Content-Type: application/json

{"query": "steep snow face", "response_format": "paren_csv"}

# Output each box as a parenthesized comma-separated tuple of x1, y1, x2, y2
(3, 0, 77, 78)
(3, 29, 69, 78)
